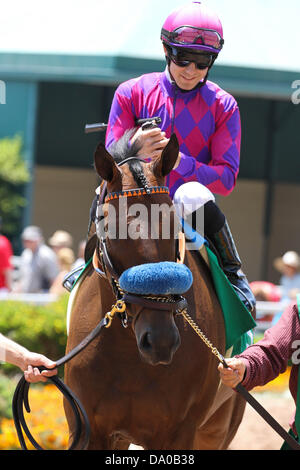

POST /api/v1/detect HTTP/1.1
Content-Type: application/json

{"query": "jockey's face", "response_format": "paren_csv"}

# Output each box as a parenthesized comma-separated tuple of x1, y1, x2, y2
(169, 60, 208, 90)
(164, 46, 208, 91)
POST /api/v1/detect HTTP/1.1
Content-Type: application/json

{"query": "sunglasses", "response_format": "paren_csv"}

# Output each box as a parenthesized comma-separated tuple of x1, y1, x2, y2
(167, 47, 214, 70)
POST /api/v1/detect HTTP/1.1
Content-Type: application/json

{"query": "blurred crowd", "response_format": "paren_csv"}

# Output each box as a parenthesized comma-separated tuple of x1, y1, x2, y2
(250, 251, 300, 303)
(1, 215, 300, 312)
(250, 250, 300, 325)
(0, 216, 86, 296)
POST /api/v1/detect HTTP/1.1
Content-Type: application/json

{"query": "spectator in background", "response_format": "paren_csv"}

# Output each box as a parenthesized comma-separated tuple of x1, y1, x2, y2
(0, 216, 13, 292)
(50, 247, 75, 295)
(14, 226, 59, 293)
(274, 251, 300, 302)
(48, 230, 73, 255)
(250, 280, 281, 325)
(271, 251, 300, 325)
(250, 281, 281, 302)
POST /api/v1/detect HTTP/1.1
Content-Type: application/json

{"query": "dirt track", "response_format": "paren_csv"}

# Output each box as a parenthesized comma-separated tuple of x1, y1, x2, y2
(130, 371, 294, 451)
(228, 391, 295, 450)
(130, 390, 295, 451)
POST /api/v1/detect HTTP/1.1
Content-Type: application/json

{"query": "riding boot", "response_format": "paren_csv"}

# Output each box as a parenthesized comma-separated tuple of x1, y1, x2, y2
(173, 183, 256, 314)
(209, 220, 256, 313)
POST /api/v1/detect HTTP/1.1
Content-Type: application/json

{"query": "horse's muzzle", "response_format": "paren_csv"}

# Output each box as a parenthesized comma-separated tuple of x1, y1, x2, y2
(134, 310, 181, 366)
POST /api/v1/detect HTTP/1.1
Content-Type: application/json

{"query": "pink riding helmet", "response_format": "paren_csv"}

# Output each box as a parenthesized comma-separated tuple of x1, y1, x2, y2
(161, 1, 224, 54)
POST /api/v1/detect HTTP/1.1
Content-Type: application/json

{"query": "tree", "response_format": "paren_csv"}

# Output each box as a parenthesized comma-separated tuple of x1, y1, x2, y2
(0, 134, 31, 236)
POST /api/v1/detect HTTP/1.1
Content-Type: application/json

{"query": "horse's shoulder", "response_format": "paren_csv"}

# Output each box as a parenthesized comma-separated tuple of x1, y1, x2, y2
(185, 248, 212, 279)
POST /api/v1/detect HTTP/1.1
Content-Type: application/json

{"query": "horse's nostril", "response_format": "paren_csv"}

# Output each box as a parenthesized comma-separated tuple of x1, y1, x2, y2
(140, 332, 152, 351)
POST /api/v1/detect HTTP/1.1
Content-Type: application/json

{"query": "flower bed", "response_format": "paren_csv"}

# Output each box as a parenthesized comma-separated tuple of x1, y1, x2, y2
(0, 369, 291, 450)
(0, 384, 68, 450)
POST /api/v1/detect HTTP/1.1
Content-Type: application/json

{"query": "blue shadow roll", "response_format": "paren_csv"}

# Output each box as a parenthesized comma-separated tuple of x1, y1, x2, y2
(119, 262, 193, 295)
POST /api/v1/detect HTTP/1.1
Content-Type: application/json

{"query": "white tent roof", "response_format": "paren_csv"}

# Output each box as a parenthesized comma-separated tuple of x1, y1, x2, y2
(0, 0, 299, 72)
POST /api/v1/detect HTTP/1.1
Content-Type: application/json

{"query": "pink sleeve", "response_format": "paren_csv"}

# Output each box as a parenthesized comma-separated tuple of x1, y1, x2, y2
(174, 105, 241, 196)
(105, 83, 136, 149)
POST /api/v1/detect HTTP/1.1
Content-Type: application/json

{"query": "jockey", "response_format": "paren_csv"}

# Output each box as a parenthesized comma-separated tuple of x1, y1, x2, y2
(104, 2, 255, 313)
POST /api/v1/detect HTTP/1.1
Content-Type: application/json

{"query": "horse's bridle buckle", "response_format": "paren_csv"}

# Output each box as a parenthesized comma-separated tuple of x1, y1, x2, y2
(105, 300, 127, 328)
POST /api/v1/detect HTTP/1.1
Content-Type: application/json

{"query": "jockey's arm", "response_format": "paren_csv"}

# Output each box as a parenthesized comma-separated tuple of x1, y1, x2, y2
(106, 85, 241, 197)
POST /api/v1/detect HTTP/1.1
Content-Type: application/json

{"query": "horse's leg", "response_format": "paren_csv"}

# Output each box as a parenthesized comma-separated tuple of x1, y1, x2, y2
(87, 428, 131, 450)
(142, 420, 197, 450)
(63, 399, 89, 450)
(113, 437, 132, 450)
(64, 266, 118, 450)
(193, 394, 245, 450)
(220, 393, 246, 449)
(63, 399, 107, 450)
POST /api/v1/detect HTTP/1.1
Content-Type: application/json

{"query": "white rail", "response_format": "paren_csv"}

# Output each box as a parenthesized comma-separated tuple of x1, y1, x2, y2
(0, 292, 58, 305)
(254, 300, 289, 332)
(0, 292, 287, 333)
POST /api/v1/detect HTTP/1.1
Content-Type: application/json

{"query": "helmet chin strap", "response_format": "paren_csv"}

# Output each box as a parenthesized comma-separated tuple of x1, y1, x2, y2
(165, 55, 217, 93)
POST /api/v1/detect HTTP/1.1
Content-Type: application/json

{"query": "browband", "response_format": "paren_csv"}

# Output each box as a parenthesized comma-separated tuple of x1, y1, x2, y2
(105, 186, 169, 203)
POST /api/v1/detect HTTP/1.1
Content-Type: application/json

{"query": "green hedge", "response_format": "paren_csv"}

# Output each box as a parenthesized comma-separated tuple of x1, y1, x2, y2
(0, 295, 69, 418)
(0, 373, 18, 418)
(0, 134, 31, 238)
(0, 295, 69, 374)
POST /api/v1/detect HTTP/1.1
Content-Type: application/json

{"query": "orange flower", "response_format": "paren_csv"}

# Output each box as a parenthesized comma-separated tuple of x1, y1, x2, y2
(0, 385, 68, 450)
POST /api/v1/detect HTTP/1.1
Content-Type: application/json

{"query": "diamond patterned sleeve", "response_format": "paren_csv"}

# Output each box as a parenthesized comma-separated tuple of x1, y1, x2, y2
(174, 105, 241, 196)
(105, 82, 136, 150)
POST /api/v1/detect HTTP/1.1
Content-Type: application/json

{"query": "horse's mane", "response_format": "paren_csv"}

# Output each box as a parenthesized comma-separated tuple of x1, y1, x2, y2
(109, 129, 149, 190)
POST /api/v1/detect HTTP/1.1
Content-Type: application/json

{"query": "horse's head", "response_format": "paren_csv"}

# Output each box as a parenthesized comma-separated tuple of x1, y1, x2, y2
(93, 133, 192, 365)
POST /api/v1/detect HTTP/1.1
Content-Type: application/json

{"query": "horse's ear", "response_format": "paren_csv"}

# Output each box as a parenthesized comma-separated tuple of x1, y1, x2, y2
(153, 133, 179, 177)
(94, 143, 121, 182)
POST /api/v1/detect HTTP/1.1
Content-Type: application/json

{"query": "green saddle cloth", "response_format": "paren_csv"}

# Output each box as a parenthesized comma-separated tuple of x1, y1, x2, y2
(203, 245, 256, 354)
(182, 220, 256, 355)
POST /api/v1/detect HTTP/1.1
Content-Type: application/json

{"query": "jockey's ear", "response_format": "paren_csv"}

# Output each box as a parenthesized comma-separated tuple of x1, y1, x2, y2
(152, 133, 179, 178)
(94, 143, 122, 184)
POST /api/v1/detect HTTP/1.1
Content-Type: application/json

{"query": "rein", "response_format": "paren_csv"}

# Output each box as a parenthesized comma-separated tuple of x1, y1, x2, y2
(12, 301, 126, 450)
(96, 179, 189, 318)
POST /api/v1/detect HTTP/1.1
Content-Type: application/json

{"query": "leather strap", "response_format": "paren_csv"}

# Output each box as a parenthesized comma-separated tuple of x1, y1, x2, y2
(235, 382, 300, 450)
(99, 237, 120, 280)
(122, 293, 188, 312)
(12, 316, 109, 450)
(220, 355, 300, 450)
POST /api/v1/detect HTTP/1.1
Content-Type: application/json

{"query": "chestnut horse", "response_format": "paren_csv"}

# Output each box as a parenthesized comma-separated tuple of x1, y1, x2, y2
(64, 134, 246, 450)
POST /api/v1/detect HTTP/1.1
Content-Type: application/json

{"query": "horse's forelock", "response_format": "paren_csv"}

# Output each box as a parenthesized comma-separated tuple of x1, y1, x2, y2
(109, 128, 149, 190)
(109, 128, 141, 164)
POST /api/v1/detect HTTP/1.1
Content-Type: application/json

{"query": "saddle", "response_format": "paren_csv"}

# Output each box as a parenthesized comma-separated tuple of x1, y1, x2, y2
(62, 232, 97, 292)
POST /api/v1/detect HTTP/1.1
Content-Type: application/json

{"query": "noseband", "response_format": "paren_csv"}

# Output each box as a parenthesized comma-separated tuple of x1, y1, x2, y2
(94, 157, 188, 323)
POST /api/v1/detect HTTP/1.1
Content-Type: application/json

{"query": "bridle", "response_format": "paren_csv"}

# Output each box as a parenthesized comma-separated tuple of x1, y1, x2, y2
(94, 159, 188, 325)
